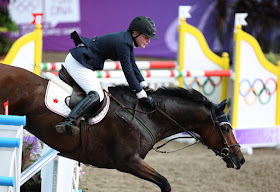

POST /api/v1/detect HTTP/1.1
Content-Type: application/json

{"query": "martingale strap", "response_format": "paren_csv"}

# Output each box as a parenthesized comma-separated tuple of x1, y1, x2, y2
(124, 108, 156, 145)
(104, 90, 157, 145)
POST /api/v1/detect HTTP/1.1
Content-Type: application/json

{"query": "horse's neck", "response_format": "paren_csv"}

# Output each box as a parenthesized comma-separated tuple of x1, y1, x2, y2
(152, 101, 189, 141)
(152, 99, 210, 142)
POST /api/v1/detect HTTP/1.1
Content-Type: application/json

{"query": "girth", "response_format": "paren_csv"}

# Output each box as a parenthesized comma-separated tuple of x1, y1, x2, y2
(80, 120, 91, 164)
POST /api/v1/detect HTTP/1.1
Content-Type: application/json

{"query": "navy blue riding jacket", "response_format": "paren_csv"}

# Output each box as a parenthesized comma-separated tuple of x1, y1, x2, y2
(69, 30, 145, 93)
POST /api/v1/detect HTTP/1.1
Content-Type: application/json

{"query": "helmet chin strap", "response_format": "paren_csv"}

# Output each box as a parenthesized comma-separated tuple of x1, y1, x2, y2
(132, 33, 141, 47)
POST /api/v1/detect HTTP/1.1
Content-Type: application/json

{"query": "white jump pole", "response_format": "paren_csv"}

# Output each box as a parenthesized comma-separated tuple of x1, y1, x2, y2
(20, 148, 59, 186)
(41, 144, 80, 192)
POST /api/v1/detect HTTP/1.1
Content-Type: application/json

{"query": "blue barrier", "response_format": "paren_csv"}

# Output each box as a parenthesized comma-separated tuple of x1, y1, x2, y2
(0, 137, 20, 148)
(0, 115, 26, 189)
(0, 176, 14, 187)
(0, 115, 26, 126)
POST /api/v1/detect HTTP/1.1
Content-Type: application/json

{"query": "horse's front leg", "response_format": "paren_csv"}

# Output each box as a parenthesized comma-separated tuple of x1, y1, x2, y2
(117, 155, 171, 192)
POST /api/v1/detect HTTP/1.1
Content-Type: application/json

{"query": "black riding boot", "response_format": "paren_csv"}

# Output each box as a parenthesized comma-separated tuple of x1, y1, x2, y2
(56, 91, 100, 135)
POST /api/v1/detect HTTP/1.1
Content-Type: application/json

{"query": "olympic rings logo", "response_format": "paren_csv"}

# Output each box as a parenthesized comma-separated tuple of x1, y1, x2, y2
(239, 78, 277, 105)
(184, 77, 222, 96)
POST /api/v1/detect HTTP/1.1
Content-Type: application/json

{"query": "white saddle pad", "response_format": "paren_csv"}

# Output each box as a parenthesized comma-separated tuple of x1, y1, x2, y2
(45, 80, 110, 124)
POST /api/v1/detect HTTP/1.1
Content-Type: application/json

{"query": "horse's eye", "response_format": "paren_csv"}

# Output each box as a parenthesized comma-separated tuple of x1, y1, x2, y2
(221, 125, 229, 132)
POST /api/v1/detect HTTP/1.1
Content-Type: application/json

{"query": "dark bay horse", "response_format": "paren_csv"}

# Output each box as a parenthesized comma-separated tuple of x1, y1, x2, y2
(0, 64, 245, 192)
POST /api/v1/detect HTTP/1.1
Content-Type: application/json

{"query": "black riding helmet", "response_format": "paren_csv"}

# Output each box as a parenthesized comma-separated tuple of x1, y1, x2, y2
(128, 16, 158, 40)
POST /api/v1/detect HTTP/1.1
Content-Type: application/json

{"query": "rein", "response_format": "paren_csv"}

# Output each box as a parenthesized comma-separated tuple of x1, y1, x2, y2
(152, 106, 202, 153)
(103, 90, 157, 115)
(153, 136, 198, 153)
(155, 106, 201, 141)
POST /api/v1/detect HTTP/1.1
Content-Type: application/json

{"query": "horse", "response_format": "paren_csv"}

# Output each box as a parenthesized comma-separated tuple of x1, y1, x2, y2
(0, 64, 245, 192)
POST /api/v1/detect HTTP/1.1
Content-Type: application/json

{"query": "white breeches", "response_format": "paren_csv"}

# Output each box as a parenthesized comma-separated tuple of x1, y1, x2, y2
(65, 53, 104, 101)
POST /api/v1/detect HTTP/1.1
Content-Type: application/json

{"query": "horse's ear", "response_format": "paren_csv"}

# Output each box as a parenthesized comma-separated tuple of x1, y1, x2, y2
(221, 99, 227, 105)
(216, 99, 227, 113)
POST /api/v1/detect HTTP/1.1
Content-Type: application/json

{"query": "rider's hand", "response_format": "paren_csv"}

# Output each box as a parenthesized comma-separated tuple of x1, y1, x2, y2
(141, 81, 154, 94)
(141, 96, 158, 108)
(136, 89, 158, 108)
(144, 86, 155, 94)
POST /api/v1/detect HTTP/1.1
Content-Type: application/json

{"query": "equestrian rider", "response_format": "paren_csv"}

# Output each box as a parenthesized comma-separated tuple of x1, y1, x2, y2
(56, 16, 158, 135)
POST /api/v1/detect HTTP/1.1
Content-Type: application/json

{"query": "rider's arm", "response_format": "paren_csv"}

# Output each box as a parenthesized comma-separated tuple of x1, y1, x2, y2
(130, 52, 148, 89)
(116, 42, 147, 98)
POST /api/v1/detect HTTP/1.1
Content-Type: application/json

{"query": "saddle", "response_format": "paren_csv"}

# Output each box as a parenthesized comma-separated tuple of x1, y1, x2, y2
(58, 65, 107, 119)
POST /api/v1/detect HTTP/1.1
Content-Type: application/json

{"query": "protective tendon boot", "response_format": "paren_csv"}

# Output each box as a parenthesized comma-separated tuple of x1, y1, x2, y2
(55, 91, 100, 135)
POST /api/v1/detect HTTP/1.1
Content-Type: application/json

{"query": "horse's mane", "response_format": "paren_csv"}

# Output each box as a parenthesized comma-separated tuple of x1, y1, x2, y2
(108, 85, 214, 109)
(156, 87, 213, 107)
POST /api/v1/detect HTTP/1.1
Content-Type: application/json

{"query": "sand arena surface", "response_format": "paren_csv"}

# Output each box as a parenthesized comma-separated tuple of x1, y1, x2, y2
(79, 141, 280, 192)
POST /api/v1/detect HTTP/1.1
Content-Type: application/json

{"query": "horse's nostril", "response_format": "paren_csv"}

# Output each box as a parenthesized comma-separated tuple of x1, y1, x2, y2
(240, 158, 245, 165)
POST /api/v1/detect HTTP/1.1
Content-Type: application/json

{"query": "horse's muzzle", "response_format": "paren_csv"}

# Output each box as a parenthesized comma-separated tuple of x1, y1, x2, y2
(225, 157, 245, 169)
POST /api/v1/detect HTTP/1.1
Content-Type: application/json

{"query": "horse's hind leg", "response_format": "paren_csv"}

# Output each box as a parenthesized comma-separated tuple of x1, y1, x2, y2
(117, 156, 171, 192)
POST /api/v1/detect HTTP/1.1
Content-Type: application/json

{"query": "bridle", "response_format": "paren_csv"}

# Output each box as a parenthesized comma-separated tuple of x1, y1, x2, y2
(154, 105, 241, 159)
(207, 110, 241, 159)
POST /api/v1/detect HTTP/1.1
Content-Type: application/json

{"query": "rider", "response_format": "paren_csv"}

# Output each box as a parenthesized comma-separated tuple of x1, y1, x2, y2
(56, 16, 158, 135)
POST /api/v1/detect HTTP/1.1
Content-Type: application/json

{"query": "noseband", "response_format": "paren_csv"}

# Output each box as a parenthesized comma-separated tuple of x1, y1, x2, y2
(208, 111, 241, 159)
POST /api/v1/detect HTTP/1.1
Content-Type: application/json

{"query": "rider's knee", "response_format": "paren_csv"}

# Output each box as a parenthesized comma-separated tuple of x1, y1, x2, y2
(88, 90, 104, 102)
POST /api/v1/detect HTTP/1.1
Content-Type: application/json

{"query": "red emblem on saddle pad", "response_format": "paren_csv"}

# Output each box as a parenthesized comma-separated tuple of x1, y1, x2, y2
(53, 98, 58, 103)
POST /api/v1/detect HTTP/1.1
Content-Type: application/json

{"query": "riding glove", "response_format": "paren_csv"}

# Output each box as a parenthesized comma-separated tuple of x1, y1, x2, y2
(144, 86, 155, 94)
(141, 96, 158, 108)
